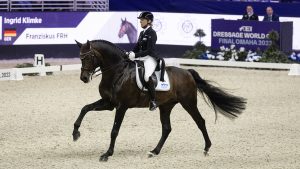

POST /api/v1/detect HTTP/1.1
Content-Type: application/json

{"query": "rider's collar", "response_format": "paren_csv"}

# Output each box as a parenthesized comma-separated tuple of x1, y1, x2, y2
(143, 26, 150, 33)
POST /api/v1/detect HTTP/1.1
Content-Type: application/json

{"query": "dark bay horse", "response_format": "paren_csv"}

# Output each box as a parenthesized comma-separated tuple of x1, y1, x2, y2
(118, 18, 137, 43)
(73, 40, 246, 162)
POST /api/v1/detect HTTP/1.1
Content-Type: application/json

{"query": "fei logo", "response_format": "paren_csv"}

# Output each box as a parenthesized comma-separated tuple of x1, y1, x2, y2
(0, 16, 2, 40)
(239, 26, 252, 32)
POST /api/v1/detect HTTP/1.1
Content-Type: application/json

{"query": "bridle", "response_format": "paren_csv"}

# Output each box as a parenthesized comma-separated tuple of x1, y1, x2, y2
(80, 48, 130, 79)
(80, 50, 99, 76)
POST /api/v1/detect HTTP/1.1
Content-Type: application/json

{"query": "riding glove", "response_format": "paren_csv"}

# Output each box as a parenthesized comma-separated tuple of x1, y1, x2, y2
(127, 51, 135, 60)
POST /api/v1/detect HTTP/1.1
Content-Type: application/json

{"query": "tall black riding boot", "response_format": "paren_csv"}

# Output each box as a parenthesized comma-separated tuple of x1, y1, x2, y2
(146, 78, 158, 111)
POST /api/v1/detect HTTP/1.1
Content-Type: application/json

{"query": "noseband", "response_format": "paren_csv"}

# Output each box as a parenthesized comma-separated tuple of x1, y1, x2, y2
(80, 49, 100, 77)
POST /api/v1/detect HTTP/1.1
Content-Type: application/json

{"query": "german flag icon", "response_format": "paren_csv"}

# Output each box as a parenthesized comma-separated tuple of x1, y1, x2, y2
(4, 29, 17, 37)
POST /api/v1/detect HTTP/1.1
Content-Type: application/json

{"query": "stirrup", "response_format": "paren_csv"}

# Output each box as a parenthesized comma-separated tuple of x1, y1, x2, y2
(149, 101, 157, 111)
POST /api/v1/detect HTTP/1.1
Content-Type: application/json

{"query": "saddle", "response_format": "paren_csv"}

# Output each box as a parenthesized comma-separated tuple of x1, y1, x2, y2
(135, 59, 170, 91)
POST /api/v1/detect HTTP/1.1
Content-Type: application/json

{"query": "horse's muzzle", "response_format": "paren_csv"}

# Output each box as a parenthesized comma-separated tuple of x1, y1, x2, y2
(80, 72, 91, 83)
(81, 76, 89, 83)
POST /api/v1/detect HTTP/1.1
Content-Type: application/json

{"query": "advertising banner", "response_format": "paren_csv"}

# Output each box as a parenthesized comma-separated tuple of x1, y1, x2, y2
(0, 16, 2, 41)
(211, 19, 280, 51)
(0, 12, 299, 50)
(0, 12, 200, 46)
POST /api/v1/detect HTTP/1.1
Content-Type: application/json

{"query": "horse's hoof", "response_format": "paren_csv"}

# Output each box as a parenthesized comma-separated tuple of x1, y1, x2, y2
(72, 131, 81, 141)
(147, 151, 157, 158)
(99, 155, 109, 162)
(203, 150, 209, 156)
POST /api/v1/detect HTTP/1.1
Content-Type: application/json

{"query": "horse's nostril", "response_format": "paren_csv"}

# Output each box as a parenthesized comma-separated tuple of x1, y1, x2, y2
(81, 76, 88, 82)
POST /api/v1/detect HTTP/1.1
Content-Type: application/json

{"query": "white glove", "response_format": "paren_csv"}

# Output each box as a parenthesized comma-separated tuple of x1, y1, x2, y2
(128, 51, 135, 60)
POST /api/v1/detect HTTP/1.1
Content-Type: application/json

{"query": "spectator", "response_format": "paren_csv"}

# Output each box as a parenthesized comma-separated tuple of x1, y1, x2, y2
(262, 6, 280, 22)
(242, 5, 259, 21)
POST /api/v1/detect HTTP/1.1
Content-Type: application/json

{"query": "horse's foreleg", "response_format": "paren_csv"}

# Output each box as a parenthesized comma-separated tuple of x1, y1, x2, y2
(148, 103, 176, 157)
(73, 99, 114, 141)
(99, 106, 127, 162)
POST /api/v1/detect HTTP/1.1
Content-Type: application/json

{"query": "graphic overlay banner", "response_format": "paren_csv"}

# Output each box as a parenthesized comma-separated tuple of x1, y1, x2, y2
(0, 12, 87, 45)
(0, 12, 299, 50)
(0, 16, 2, 40)
(211, 19, 281, 51)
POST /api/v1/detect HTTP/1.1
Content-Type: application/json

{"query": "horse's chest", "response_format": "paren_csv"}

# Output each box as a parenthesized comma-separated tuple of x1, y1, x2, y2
(99, 83, 123, 104)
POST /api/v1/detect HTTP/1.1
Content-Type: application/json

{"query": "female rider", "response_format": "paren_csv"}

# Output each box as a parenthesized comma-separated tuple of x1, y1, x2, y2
(127, 11, 158, 111)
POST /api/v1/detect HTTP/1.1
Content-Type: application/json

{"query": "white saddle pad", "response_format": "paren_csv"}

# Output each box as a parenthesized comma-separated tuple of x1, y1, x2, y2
(135, 64, 170, 91)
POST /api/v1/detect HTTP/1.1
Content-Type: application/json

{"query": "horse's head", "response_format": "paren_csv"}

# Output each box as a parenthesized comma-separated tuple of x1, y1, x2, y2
(76, 40, 100, 83)
(76, 39, 127, 83)
(118, 18, 128, 38)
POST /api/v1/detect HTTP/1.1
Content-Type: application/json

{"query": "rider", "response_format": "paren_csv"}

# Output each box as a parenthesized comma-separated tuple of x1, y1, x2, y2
(127, 11, 158, 111)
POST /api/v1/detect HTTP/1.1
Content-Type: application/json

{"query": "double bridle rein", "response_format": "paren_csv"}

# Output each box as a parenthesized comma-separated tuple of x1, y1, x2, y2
(80, 48, 129, 79)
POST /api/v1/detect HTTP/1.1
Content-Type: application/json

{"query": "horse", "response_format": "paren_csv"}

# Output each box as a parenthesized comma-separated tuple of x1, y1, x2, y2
(72, 40, 247, 162)
(118, 18, 137, 43)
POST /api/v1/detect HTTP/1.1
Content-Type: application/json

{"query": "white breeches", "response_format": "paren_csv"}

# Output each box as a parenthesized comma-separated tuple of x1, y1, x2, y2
(137, 56, 157, 82)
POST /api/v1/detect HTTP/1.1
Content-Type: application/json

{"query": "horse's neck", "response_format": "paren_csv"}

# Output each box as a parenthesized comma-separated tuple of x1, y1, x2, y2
(126, 24, 137, 43)
(100, 61, 133, 94)
(100, 60, 128, 89)
(94, 46, 123, 67)
(102, 57, 123, 69)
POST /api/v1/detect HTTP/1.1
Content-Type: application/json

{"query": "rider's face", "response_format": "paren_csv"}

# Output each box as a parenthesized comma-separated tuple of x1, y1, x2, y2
(140, 18, 149, 28)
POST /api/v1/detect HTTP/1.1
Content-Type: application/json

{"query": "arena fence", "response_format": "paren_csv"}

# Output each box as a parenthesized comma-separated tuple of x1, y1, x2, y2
(0, 0, 109, 11)
(1, 57, 298, 81)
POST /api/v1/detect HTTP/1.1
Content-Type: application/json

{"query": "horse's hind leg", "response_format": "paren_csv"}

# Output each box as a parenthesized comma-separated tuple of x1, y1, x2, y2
(73, 99, 114, 141)
(148, 103, 176, 157)
(180, 100, 212, 155)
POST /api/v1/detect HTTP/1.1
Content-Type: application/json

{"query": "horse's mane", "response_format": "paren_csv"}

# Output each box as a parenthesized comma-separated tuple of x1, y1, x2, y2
(91, 39, 126, 57)
(126, 21, 137, 32)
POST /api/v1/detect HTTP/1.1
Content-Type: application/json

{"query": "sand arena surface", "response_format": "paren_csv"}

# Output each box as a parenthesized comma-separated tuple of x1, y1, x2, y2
(0, 66, 299, 169)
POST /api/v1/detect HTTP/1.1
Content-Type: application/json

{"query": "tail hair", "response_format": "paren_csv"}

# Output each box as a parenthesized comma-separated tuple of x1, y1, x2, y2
(188, 69, 247, 120)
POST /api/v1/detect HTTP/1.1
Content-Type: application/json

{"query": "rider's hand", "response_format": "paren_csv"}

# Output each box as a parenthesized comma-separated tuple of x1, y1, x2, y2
(127, 51, 135, 60)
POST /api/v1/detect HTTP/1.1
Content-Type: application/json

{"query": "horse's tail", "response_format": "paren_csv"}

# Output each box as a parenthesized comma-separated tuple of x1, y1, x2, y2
(188, 69, 246, 120)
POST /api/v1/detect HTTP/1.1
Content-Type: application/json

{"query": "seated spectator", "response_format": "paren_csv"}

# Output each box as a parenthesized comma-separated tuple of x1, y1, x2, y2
(242, 5, 259, 21)
(262, 6, 280, 22)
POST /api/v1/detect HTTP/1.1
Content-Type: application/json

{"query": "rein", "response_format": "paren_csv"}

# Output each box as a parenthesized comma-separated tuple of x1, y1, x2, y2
(93, 61, 126, 78)
(80, 48, 129, 79)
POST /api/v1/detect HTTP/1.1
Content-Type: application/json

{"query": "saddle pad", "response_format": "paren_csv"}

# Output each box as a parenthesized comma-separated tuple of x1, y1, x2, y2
(135, 64, 170, 91)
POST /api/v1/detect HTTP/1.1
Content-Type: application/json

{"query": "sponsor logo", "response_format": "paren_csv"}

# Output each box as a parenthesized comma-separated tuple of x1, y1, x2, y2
(0, 16, 2, 40)
(181, 20, 193, 33)
(161, 83, 169, 88)
(239, 26, 252, 32)
(153, 19, 162, 32)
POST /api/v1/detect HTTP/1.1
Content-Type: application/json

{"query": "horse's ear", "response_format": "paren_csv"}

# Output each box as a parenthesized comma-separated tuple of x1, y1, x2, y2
(75, 40, 82, 48)
(86, 40, 90, 49)
(125, 18, 127, 21)
(121, 18, 124, 22)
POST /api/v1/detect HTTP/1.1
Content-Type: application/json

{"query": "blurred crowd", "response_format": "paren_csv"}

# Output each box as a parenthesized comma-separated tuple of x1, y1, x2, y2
(0, 0, 107, 11)
(1, 0, 300, 12)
